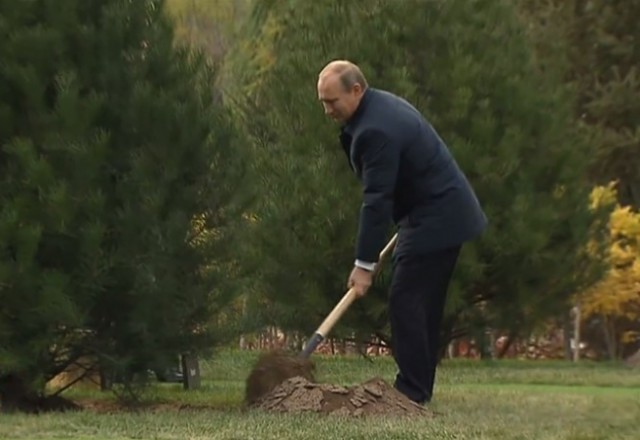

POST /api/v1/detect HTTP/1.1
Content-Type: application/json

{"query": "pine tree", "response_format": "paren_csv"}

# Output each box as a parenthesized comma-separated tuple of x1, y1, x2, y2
(570, 0, 640, 208)
(226, 0, 599, 348)
(521, 0, 640, 208)
(0, 0, 245, 411)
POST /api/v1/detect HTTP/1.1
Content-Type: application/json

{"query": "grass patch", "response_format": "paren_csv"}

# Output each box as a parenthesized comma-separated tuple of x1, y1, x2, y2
(1, 348, 639, 439)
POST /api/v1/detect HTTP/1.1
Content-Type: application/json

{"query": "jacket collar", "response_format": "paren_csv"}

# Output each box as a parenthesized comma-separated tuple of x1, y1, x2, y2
(341, 87, 373, 135)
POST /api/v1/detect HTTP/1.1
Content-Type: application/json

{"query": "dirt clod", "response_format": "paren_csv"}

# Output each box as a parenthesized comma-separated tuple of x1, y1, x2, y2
(248, 376, 434, 418)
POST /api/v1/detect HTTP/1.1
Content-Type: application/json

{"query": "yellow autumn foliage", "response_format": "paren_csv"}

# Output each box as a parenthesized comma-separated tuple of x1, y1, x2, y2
(581, 184, 640, 324)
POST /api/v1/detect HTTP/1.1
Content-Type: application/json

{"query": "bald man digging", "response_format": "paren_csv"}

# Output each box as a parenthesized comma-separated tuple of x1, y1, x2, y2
(317, 60, 487, 405)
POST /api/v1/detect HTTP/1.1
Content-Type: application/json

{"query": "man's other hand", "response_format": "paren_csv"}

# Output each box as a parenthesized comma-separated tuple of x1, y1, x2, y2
(348, 266, 374, 298)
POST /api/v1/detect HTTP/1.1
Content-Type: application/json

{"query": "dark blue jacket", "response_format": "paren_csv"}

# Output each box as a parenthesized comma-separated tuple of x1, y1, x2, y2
(339, 88, 487, 262)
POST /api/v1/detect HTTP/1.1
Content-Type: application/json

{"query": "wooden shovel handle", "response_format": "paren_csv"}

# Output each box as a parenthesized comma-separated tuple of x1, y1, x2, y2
(315, 233, 398, 338)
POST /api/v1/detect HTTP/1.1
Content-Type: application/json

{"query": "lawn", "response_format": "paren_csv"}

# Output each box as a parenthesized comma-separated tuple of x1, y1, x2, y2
(1, 349, 639, 439)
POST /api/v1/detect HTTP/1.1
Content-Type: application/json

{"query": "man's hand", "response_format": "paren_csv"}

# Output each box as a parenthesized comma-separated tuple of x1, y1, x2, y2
(348, 266, 374, 298)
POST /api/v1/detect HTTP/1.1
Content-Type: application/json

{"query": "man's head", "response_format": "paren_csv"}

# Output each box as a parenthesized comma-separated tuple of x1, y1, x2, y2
(317, 60, 368, 124)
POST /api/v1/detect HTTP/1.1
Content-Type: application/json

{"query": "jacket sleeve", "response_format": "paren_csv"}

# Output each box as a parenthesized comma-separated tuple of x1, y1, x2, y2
(353, 129, 399, 264)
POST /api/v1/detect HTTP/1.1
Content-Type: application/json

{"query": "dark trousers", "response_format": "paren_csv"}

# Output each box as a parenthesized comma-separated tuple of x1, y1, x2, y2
(389, 244, 461, 404)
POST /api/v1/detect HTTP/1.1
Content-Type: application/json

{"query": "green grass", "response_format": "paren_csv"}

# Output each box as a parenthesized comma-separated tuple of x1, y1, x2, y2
(1, 349, 639, 439)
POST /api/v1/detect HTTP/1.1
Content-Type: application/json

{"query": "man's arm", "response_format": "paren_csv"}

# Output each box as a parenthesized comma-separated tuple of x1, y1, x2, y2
(353, 129, 399, 266)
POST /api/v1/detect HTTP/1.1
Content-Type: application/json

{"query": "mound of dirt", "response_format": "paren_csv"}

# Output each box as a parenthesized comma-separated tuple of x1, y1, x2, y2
(248, 376, 433, 417)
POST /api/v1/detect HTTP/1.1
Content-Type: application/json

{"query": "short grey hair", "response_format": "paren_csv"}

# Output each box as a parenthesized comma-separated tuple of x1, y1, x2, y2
(320, 60, 369, 91)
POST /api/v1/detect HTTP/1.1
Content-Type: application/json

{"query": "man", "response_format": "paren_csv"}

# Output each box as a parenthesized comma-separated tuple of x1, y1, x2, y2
(316, 60, 487, 404)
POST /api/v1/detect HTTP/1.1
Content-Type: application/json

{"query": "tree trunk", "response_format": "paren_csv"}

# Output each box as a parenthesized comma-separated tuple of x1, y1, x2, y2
(477, 326, 493, 360)
(562, 310, 573, 360)
(573, 305, 581, 361)
(602, 317, 618, 360)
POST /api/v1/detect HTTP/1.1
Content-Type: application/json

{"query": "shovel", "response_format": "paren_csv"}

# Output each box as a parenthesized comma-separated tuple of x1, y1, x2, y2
(300, 232, 398, 357)
(244, 233, 398, 406)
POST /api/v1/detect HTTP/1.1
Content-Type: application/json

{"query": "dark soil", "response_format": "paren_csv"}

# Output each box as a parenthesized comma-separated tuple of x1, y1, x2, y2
(0, 374, 81, 414)
(244, 350, 316, 405)
(0, 394, 81, 414)
(247, 376, 434, 417)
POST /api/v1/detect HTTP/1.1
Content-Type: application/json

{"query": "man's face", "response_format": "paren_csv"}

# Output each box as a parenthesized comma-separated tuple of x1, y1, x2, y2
(317, 73, 362, 124)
